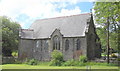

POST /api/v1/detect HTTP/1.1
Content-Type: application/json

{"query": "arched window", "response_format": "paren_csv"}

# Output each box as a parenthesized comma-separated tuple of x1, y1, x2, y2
(45, 40, 48, 52)
(76, 39, 81, 50)
(36, 40, 39, 48)
(65, 39, 69, 51)
(53, 35, 60, 50)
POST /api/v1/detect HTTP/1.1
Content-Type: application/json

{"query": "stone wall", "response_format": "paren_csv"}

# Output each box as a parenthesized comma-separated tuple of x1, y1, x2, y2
(86, 16, 101, 60)
(33, 39, 50, 61)
(19, 37, 87, 61)
(18, 39, 34, 61)
(63, 37, 87, 60)
(95, 42, 101, 58)
(2, 57, 16, 64)
(62, 38, 74, 60)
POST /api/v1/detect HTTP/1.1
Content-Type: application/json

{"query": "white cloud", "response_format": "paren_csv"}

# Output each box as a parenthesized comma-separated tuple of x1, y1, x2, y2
(52, 7, 81, 17)
(61, 7, 81, 15)
(19, 22, 25, 28)
(0, 0, 83, 28)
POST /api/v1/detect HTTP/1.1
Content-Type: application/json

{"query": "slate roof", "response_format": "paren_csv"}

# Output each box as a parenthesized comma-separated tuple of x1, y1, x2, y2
(20, 13, 92, 39)
(19, 29, 34, 39)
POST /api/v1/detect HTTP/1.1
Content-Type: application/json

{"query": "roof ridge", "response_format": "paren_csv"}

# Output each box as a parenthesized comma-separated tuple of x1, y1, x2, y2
(29, 13, 91, 29)
(36, 13, 91, 21)
(21, 29, 34, 31)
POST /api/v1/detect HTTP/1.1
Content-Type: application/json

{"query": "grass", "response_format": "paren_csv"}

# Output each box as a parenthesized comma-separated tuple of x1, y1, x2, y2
(1, 64, 119, 69)
(1, 61, 119, 71)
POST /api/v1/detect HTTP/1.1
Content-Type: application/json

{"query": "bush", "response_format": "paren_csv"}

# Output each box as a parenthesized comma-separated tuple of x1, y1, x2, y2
(50, 59, 63, 66)
(62, 59, 87, 66)
(79, 55, 87, 63)
(62, 59, 76, 66)
(12, 51, 18, 57)
(62, 55, 87, 66)
(25, 59, 38, 65)
(49, 50, 64, 66)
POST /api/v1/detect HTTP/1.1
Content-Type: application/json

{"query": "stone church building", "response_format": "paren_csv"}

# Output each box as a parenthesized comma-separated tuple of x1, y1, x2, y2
(18, 13, 101, 61)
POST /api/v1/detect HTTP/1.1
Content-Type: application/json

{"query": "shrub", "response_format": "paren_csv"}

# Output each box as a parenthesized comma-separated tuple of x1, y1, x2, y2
(12, 51, 18, 57)
(50, 59, 63, 66)
(49, 50, 64, 66)
(26, 59, 38, 65)
(62, 55, 87, 66)
(62, 59, 76, 66)
(79, 55, 87, 63)
(62, 59, 87, 66)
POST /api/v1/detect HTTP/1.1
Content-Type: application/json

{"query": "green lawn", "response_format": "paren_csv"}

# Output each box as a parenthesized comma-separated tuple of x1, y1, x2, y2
(1, 64, 119, 69)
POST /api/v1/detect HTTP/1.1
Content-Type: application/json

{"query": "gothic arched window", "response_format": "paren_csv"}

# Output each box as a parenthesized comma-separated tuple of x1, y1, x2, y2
(65, 39, 69, 51)
(53, 35, 60, 50)
(36, 40, 39, 48)
(44, 40, 48, 52)
(76, 39, 81, 50)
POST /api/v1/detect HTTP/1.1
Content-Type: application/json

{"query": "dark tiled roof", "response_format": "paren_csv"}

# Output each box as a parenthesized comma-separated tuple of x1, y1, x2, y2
(19, 29, 34, 39)
(21, 13, 91, 39)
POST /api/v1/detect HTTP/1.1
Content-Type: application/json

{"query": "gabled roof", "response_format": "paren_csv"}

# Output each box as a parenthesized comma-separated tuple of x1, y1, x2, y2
(21, 13, 92, 39)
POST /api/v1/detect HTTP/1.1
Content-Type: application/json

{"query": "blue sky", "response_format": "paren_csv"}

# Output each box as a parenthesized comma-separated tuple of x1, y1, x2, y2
(0, 0, 94, 29)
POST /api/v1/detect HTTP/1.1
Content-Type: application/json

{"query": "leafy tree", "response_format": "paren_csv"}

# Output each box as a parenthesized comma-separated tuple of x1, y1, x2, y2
(94, 2, 120, 50)
(0, 17, 2, 56)
(1, 16, 21, 56)
(96, 27, 107, 49)
(96, 27, 118, 54)
(94, 2, 120, 63)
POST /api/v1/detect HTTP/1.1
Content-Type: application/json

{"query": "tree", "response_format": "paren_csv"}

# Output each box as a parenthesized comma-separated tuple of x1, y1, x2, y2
(94, 2, 120, 63)
(1, 16, 21, 56)
(96, 27, 107, 52)
(96, 27, 118, 53)
(0, 19, 1, 65)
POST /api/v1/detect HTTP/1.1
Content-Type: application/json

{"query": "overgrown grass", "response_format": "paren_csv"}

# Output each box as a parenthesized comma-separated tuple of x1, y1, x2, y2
(3, 60, 118, 66)
(62, 61, 118, 66)
(37, 61, 50, 66)
(23, 60, 50, 66)
(83, 62, 118, 66)
(1, 64, 118, 69)
(1, 61, 119, 69)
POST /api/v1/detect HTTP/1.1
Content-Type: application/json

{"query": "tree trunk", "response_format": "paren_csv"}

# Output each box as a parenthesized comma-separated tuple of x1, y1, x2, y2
(107, 17, 110, 64)
(118, 26, 120, 66)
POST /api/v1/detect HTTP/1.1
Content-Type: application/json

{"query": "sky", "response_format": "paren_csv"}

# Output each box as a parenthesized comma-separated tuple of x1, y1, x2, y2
(0, 0, 95, 29)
